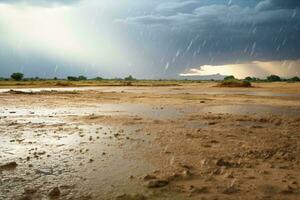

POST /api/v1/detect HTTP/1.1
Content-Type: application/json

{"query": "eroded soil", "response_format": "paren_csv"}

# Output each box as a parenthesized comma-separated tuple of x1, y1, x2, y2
(0, 83, 300, 200)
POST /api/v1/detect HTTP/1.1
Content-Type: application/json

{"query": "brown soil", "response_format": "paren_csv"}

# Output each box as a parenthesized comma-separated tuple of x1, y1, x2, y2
(0, 83, 299, 200)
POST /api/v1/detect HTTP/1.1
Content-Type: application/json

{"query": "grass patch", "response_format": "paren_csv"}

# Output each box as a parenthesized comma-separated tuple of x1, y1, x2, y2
(0, 80, 201, 88)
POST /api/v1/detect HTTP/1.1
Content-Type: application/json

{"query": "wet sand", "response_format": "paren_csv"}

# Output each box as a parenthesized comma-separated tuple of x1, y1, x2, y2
(0, 83, 299, 200)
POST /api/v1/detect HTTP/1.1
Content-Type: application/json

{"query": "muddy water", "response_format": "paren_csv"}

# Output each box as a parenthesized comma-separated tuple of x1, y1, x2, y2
(0, 111, 156, 199)
(1, 86, 300, 97)
(1, 92, 300, 199)
(0, 103, 180, 119)
(198, 104, 300, 118)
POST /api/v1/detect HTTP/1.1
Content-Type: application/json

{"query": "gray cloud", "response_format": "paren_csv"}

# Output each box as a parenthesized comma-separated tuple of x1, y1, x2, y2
(121, 3, 300, 28)
(1, 0, 299, 79)
(116, 0, 300, 77)
(256, 0, 300, 11)
(155, 0, 202, 14)
(0, 0, 80, 6)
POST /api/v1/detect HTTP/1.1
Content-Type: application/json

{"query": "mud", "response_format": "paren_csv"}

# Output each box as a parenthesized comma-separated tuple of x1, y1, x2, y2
(0, 83, 299, 200)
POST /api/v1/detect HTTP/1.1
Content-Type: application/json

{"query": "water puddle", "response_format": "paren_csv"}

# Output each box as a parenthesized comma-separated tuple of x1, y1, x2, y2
(198, 104, 300, 117)
(1, 86, 299, 98)
(0, 103, 180, 120)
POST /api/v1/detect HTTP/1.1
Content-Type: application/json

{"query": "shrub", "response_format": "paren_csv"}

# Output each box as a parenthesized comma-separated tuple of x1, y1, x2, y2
(244, 77, 260, 82)
(218, 79, 252, 87)
(267, 75, 281, 82)
(94, 77, 103, 81)
(11, 72, 24, 81)
(224, 75, 235, 80)
(67, 76, 79, 81)
(124, 75, 135, 81)
(78, 75, 87, 81)
(289, 76, 300, 82)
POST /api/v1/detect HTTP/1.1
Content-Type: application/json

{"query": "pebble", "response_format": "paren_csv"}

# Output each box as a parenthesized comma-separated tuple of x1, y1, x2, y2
(48, 187, 60, 198)
(146, 180, 169, 188)
(0, 161, 18, 170)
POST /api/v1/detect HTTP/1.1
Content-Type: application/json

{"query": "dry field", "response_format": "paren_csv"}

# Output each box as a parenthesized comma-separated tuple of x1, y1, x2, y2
(0, 82, 299, 200)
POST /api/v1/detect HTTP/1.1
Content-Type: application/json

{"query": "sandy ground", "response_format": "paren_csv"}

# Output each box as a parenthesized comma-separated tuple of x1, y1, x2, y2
(0, 83, 299, 200)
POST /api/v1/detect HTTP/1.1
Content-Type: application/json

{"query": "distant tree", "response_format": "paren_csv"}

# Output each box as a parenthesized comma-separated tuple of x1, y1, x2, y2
(224, 75, 235, 80)
(245, 77, 260, 82)
(54, 77, 58, 80)
(124, 75, 135, 81)
(67, 76, 79, 81)
(267, 75, 281, 82)
(94, 77, 103, 81)
(289, 76, 300, 82)
(78, 75, 87, 81)
(11, 72, 24, 81)
(245, 77, 252, 81)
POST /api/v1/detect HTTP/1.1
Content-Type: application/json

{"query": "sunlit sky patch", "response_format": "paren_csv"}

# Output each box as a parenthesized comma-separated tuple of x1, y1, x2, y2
(180, 59, 300, 79)
(0, 0, 299, 79)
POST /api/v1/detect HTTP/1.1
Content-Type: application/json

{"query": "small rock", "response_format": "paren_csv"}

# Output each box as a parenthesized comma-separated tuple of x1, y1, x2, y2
(224, 172, 234, 179)
(281, 185, 296, 194)
(182, 169, 193, 177)
(215, 159, 234, 167)
(24, 187, 37, 194)
(222, 180, 239, 194)
(222, 186, 239, 194)
(48, 187, 60, 198)
(208, 122, 216, 125)
(0, 161, 18, 170)
(190, 186, 209, 194)
(147, 180, 169, 188)
(143, 175, 157, 181)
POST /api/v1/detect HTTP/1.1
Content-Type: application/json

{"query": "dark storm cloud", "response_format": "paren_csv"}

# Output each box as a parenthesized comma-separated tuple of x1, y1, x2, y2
(121, 3, 300, 28)
(117, 0, 300, 77)
(1, 0, 299, 79)
(256, 0, 300, 11)
(0, 0, 80, 6)
(155, 0, 202, 14)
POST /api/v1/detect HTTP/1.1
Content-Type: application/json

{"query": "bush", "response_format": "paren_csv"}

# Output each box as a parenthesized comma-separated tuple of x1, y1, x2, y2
(124, 75, 135, 81)
(11, 72, 24, 81)
(224, 75, 235, 80)
(67, 76, 87, 81)
(78, 75, 87, 81)
(67, 76, 79, 81)
(94, 77, 103, 81)
(289, 76, 300, 82)
(218, 79, 252, 87)
(267, 75, 281, 82)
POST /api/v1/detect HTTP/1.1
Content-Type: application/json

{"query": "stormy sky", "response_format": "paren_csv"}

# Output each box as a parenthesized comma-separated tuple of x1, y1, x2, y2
(0, 0, 299, 79)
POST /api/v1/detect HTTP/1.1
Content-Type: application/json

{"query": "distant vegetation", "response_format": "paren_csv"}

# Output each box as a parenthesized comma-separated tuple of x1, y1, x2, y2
(0, 73, 299, 88)
(11, 72, 24, 81)
(219, 79, 252, 88)
(218, 74, 300, 87)
(67, 76, 87, 81)
(224, 75, 235, 81)
(289, 76, 300, 82)
(243, 74, 300, 83)
(124, 75, 136, 81)
(267, 75, 281, 82)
